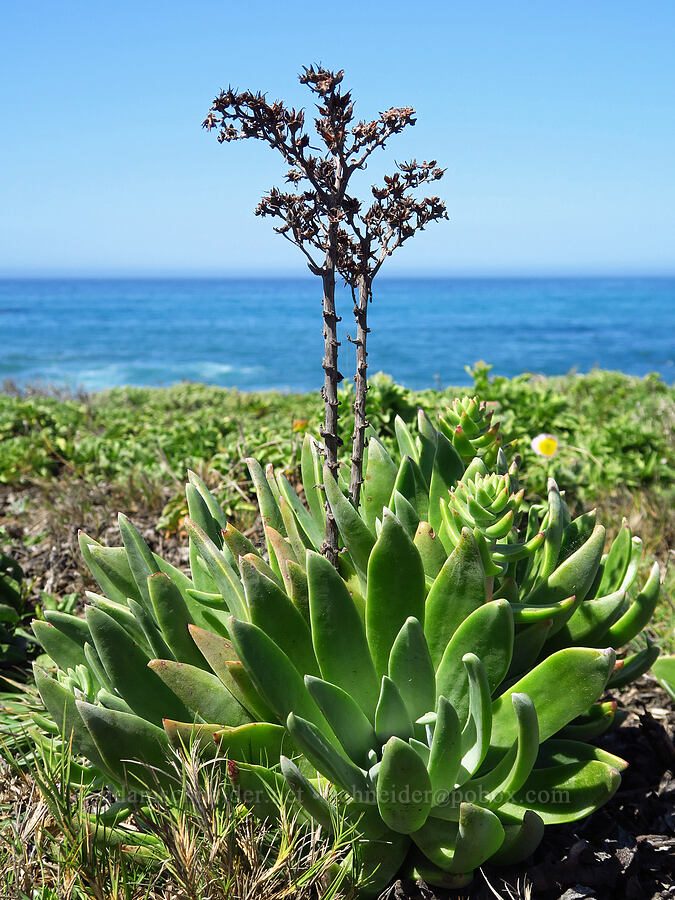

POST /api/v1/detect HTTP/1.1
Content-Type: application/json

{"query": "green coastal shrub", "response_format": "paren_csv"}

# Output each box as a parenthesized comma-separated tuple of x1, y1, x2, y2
(30, 396, 665, 894)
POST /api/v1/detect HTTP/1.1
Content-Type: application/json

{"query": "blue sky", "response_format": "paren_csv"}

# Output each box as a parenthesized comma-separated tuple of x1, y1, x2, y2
(1, 1, 674, 276)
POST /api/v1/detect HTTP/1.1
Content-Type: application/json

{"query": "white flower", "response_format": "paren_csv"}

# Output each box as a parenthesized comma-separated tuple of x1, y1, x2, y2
(531, 433, 559, 458)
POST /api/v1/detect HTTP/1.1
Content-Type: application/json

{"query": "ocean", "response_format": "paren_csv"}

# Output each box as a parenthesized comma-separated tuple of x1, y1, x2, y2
(0, 277, 673, 392)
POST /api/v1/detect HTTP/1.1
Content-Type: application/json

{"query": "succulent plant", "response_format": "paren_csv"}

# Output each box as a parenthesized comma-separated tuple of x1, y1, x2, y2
(31, 396, 663, 894)
(652, 653, 675, 702)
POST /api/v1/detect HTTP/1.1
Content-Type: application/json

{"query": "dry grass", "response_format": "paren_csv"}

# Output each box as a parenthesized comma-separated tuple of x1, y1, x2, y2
(0, 740, 356, 900)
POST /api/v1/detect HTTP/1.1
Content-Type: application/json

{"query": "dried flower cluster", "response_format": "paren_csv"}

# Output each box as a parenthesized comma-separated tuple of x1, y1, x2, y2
(204, 66, 447, 561)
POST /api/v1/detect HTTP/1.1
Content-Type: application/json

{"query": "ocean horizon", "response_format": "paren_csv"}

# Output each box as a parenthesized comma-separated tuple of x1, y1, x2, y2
(1, 276, 673, 393)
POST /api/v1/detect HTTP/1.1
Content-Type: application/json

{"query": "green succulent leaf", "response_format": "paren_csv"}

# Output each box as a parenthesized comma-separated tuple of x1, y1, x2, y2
(286, 712, 368, 797)
(366, 509, 426, 677)
(228, 617, 338, 746)
(240, 556, 318, 677)
(524, 522, 606, 606)
(304, 674, 377, 767)
(361, 437, 398, 533)
(375, 676, 414, 745)
(307, 550, 379, 720)
(489, 647, 616, 759)
(148, 659, 252, 727)
(388, 616, 436, 724)
(85, 606, 190, 726)
(76, 700, 172, 791)
(377, 736, 433, 834)
(424, 528, 487, 668)
(501, 760, 621, 824)
(436, 600, 513, 725)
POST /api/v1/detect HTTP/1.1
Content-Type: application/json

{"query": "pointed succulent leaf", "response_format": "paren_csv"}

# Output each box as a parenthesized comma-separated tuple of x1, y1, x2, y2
(283, 558, 310, 623)
(394, 415, 418, 463)
(186, 482, 223, 551)
(307, 550, 379, 720)
(388, 617, 436, 723)
(32, 620, 87, 672)
(605, 561, 661, 648)
(559, 701, 616, 740)
(323, 463, 375, 587)
(366, 510, 426, 677)
(184, 518, 248, 621)
(377, 736, 433, 834)
(428, 431, 464, 533)
(361, 437, 398, 533)
(213, 722, 287, 766)
(558, 509, 597, 563)
(458, 653, 492, 778)
(221, 522, 259, 562)
(393, 490, 420, 538)
(43, 610, 90, 648)
(286, 712, 367, 796)
(300, 435, 326, 541)
(510, 595, 580, 628)
(416, 408, 438, 487)
(276, 472, 323, 550)
(391, 455, 429, 521)
(412, 803, 504, 873)
(536, 478, 564, 583)
(127, 598, 174, 661)
(375, 676, 414, 745)
(76, 700, 172, 790)
(490, 810, 545, 865)
(535, 738, 628, 772)
(240, 556, 318, 677)
(78, 531, 130, 605)
(187, 625, 237, 681)
(597, 520, 632, 595)
(228, 617, 338, 746)
(489, 648, 616, 758)
(606, 644, 660, 690)
(187, 469, 228, 530)
(436, 600, 513, 725)
(245, 457, 284, 533)
(414, 522, 447, 579)
(85, 606, 190, 726)
(163, 720, 221, 758)
(544, 588, 627, 651)
(118, 513, 159, 611)
(619, 536, 643, 591)
(223, 659, 277, 721)
(523, 522, 605, 606)
(148, 572, 206, 669)
(278, 497, 313, 563)
(501, 760, 621, 824)
(148, 659, 253, 727)
(442, 693, 538, 815)
(88, 546, 141, 605)
(427, 696, 461, 801)
(304, 675, 377, 767)
(424, 528, 487, 668)
(280, 755, 335, 831)
(97, 690, 133, 714)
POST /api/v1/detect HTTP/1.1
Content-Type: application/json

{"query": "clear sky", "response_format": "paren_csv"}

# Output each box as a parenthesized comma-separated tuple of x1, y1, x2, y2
(2, 0, 674, 276)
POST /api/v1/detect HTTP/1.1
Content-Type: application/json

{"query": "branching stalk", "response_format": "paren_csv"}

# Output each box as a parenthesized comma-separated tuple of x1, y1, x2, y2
(349, 271, 370, 507)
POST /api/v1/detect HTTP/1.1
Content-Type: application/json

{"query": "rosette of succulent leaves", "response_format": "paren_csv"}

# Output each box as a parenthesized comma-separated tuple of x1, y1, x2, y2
(33, 397, 663, 894)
